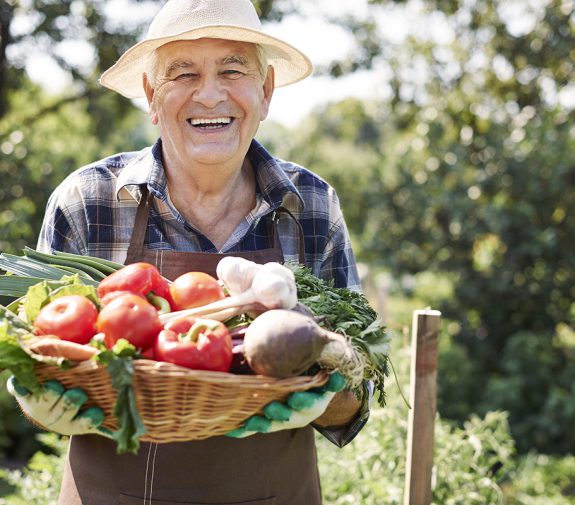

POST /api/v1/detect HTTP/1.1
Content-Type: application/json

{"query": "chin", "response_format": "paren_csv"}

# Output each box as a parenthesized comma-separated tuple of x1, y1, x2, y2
(186, 145, 244, 167)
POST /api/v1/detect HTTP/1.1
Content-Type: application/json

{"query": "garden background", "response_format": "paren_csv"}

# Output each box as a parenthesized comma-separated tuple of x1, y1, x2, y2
(0, 0, 574, 503)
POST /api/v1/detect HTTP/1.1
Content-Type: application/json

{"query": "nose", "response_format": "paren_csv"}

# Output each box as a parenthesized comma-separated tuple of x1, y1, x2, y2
(192, 74, 227, 108)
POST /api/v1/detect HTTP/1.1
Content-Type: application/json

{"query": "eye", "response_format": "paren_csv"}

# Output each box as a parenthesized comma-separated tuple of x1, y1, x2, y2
(173, 72, 198, 81)
(221, 69, 245, 79)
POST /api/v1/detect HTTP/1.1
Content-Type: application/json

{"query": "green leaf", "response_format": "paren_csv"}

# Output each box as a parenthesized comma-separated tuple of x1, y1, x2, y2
(0, 254, 71, 280)
(286, 262, 392, 406)
(21, 275, 99, 324)
(0, 313, 40, 393)
(96, 341, 146, 454)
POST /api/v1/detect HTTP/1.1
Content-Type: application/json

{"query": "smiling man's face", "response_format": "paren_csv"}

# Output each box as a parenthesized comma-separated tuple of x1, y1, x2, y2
(144, 38, 274, 174)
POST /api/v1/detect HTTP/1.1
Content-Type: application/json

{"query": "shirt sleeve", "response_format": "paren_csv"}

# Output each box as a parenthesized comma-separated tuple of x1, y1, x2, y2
(36, 183, 87, 255)
(317, 194, 361, 292)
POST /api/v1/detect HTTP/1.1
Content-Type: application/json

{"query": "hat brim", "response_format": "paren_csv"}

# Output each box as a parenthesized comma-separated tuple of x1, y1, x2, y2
(99, 25, 313, 99)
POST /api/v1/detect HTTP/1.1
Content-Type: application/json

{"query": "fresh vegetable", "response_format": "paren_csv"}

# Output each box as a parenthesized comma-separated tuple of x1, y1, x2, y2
(97, 262, 173, 309)
(154, 316, 233, 372)
(0, 267, 146, 455)
(243, 309, 364, 385)
(216, 256, 261, 295)
(286, 262, 391, 407)
(0, 249, 124, 299)
(169, 272, 225, 311)
(33, 295, 99, 344)
(28, 336, 99, 361)
(0, 305, 41, 393)
(97, 293, 162, 351)
(160, 261, 298, 323)
(22, 274, 99, 324)
(99, 290, 145, 306)
(95, 339, 146, 454)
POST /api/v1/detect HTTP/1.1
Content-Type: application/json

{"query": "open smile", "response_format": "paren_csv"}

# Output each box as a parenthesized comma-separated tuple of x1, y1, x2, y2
(187, 117, 234, 130)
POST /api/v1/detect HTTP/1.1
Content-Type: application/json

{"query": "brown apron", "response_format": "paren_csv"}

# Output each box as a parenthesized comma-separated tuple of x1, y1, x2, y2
(58, 188, 322, 505)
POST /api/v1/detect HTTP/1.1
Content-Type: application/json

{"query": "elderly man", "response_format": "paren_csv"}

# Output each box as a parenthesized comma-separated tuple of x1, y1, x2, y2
(13, 0, 371, 503)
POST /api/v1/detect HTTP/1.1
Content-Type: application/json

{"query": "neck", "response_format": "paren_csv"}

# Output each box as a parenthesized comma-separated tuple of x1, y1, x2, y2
(166, 159, 257, 249)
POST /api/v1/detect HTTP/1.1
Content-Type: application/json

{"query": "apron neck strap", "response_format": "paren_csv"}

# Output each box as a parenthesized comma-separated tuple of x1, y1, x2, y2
(125, 185, 153, 264)
(126, 186, 306, 266)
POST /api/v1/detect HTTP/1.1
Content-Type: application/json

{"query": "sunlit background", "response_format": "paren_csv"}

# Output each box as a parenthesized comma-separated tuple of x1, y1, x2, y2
(1, 0, 574, 503)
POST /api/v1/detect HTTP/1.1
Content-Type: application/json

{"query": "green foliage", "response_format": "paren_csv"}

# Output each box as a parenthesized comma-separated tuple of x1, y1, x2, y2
(479, 331, 575, 454)
(505, 453, 575, 505)
(267, 0, 575, 455)
(0, 80, 149, 254)
(0, 434, 65, 505)
(317, 342, 516, 504)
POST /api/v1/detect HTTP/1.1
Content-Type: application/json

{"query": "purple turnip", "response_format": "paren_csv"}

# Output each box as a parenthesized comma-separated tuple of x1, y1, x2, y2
(242, 309, 365, 386)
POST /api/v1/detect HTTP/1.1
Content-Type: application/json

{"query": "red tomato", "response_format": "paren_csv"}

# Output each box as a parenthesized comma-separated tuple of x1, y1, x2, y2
(33, 295, 98, 345)
(170, 272, 225, 311)
(97, 293, 162, 351)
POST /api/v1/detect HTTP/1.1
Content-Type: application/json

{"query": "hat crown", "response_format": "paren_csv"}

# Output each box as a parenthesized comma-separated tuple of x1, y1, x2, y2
(148, 0, 263, 39)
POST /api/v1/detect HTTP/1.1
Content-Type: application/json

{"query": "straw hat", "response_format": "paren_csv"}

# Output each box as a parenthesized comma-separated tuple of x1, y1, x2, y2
(99, 0, 313, 99)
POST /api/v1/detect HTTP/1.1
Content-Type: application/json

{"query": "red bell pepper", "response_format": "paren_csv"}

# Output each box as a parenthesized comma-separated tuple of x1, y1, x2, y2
(97, 263, 173, 311)
(154, 317, 233, 372)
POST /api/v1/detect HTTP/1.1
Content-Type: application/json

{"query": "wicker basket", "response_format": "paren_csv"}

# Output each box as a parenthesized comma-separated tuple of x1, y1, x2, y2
(33, 359, 328, 443)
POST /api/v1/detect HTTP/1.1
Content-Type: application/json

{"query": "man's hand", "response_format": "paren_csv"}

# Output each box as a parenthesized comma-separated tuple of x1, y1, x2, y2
(7, 376, 112, 437)
(226, 372, 346, 438)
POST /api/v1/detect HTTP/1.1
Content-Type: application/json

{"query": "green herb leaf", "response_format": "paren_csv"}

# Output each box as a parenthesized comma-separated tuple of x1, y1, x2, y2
(0, 307, 40, 393)
(96, 340, 147, 454)
(286, 262, 392, 407)
(22, 275, 99, 324)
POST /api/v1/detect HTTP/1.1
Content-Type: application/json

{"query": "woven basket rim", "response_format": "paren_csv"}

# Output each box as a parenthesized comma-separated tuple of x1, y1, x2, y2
(36, 358, 328, 386)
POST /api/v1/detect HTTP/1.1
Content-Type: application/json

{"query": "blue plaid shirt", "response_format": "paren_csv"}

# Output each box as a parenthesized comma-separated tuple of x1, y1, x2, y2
(37, 138, 370, 446)
(38, 139, 360, 291)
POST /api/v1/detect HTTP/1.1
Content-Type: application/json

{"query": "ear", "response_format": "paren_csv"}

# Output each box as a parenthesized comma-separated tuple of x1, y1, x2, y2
(259, 65, 275, 121)
(143, 73, 158, 125)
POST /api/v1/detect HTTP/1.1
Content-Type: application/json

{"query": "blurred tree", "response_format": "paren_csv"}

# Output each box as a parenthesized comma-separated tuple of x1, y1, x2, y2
(0, 0, 157, 253)
(1, 0, 574, 459)
(271, 0, 575, 453)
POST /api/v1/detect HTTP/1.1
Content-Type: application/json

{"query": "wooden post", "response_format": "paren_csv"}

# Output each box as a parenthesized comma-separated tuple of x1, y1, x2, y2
(404, 309, 441, 505)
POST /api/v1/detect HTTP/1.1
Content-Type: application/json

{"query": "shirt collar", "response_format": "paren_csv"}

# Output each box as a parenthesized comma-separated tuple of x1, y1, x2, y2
(115, 140, 167, 202)
(115, 138, 304, 211)
(247, 139, 304, 211)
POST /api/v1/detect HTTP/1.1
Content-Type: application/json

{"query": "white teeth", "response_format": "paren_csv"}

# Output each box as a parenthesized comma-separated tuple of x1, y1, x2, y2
(190, 117, 232, 126)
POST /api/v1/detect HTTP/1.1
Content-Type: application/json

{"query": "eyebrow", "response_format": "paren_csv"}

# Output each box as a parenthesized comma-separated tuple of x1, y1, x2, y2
(164, 60, 195, 76)
(164, 54, 251, 76)
(221, 54, 250, 66)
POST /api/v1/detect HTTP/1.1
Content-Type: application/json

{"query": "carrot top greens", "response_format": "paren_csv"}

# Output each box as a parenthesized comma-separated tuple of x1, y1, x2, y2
(286, 262, 391, 407)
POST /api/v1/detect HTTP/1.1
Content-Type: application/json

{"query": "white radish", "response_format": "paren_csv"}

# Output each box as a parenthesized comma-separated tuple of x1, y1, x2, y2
(160, 261, 298, 324)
